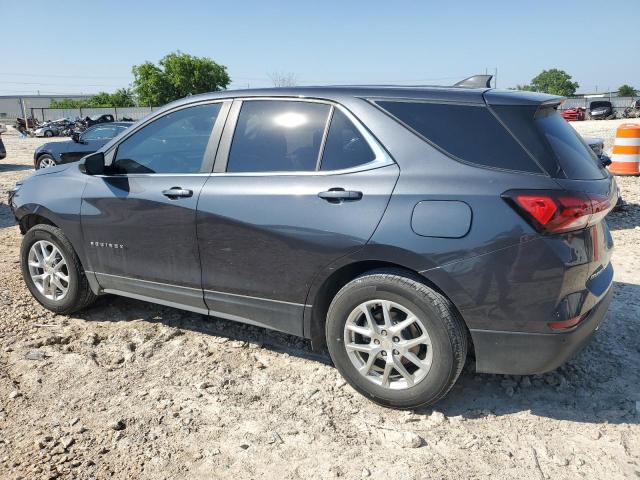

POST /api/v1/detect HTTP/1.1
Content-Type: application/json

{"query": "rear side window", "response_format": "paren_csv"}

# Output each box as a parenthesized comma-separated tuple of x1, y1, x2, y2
(320, 110, 375, 171)
(376, 101, 542, 173)
(227, 100, 330, 172)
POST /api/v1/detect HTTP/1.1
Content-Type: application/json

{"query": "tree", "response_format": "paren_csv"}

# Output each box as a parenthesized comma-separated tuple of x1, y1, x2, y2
(49, 88, 136, 108)
(618, 84, 637, 97)
(132, 51, 230, 106)
(527, 69, 579, 96)
(107, 88, 135, 107)
(268, 71, 297, 87)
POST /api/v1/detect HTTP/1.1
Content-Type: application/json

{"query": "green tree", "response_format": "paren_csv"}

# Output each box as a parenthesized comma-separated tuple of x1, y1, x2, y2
(50, 98, 88, 108)
(50, 88, 136, 109)
(132, 51, 230, 106)
(526, 69, 579, 96)
(618, 84, 637, 97)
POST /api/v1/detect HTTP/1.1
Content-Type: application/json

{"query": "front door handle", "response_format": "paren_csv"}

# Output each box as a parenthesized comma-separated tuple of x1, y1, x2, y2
(318, 188, 363, 203)
(162, 187, 193, 199)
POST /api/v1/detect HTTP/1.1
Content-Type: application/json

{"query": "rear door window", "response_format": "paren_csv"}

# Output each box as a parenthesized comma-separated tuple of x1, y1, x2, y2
(375, 100, 542, 173)
(320, 110, 376, 171)
(227, 100, 331, 172)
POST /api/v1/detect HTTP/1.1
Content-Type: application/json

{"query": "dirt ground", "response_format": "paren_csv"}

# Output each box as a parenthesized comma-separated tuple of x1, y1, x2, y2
(0, 121, 638, 480)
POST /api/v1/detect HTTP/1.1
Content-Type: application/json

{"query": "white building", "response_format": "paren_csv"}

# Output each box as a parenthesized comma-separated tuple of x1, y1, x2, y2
(0, 94, 91, 121)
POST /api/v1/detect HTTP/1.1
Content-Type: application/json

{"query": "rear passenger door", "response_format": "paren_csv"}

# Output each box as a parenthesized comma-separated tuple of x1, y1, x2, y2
(196, 99, 399, 335)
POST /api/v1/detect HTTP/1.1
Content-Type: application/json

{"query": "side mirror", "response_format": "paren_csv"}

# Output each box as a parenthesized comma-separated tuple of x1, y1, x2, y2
(599, 154, 612, 167)
(84, 152, 105, 175)
(72, 132, 80, 143)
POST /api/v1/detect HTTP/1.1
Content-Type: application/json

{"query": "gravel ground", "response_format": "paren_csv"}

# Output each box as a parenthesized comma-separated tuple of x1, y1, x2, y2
(0, 122, 638, 480)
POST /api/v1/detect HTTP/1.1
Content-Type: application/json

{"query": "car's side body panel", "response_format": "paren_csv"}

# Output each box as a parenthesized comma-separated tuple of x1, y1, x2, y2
(80, 174, 210, 312)
(197, 164, 399, 335)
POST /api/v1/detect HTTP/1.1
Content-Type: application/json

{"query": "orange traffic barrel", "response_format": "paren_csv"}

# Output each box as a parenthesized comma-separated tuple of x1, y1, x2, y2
(609, 123, 640, 176)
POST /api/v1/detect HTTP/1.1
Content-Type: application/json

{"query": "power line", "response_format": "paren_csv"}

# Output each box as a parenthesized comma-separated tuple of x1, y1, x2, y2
(0, 81, 127, 87)
(0, 71, 131, 80)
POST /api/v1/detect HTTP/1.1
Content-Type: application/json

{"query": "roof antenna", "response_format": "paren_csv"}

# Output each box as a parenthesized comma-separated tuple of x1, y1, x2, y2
(453, 75, 493, 88)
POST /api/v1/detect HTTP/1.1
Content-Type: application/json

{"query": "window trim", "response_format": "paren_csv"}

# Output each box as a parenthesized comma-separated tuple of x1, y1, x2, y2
(102, 100, 231, 176)
(212, 97, 393, 176)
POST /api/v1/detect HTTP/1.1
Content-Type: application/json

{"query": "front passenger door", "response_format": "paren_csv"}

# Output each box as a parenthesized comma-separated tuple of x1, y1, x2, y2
(81, 101, 229, 313)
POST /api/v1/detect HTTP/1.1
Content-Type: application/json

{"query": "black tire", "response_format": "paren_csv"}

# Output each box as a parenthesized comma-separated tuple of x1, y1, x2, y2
(20, 224, 96, 314)
(44, 130, 53, 137)
(36, 154, 56, 169)
(326, 270, 467, 409)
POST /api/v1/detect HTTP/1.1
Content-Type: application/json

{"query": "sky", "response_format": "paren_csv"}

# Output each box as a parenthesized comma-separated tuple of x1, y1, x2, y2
(1, 0, 638, 96)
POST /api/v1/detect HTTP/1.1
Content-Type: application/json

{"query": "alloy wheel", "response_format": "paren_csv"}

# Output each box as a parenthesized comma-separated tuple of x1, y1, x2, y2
(38, 157, 56, 169)
(344, 300, 433, 390)
(27, 240, 70, 301)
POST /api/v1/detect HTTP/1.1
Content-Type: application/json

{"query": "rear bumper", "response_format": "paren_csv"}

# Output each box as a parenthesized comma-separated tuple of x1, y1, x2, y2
(470, 287, 613, 375)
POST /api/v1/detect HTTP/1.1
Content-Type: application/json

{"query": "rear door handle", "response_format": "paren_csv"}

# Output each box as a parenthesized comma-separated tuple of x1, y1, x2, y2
(162, 187, 193, 199)
(318, 188, 363, 203)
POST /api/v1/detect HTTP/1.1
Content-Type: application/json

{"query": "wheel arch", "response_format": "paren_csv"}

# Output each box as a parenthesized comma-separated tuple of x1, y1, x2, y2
(19, 212, 59, 235)
(305, 259, 471, 352)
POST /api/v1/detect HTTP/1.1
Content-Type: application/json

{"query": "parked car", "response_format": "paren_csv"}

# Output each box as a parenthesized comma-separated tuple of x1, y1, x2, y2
(84, 114, 115, 128)
(33, 122, 132, 169)
(34, 118, 76, 138)
(34, 124, 61, 138)
(589, 100, 616, 120)
(0, 123, 6, 160)
(584, 137, 608, 163)
(9, 82, 617, 408)
(622, 99, 640, 119)
(560, 107, 585, 121)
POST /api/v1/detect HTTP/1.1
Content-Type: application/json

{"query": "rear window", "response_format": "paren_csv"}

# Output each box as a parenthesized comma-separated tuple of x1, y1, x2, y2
(533, 108, 606, 180)
(375, 100, 542, 173)
(492, 105, 606, 180)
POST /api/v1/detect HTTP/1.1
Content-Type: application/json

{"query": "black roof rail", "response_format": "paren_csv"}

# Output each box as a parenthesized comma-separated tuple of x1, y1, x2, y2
(453, 75, 493, 88)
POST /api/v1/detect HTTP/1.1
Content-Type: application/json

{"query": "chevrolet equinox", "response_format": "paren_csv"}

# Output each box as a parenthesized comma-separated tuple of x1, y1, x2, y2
(9, 77, 617, 408)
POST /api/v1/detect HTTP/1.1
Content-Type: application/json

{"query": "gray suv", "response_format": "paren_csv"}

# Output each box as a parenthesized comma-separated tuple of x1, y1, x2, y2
(9, 80, 617, 408)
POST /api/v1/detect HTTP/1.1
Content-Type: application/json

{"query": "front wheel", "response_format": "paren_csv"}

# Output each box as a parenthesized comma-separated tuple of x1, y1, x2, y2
(36, 154, 57, 169)
(21, 224, 96, 314)
(326, 270, 467, 409)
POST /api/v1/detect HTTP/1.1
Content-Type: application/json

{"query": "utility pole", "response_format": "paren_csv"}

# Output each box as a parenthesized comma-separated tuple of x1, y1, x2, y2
(19, 97, 28, 135)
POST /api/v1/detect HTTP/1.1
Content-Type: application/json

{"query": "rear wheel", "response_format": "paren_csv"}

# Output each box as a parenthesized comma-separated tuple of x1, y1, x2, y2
(21, 224, 96, 314)
(44, 130, 54, 137)
(37, 154, 57, 169)
(326, 270, 467, 409)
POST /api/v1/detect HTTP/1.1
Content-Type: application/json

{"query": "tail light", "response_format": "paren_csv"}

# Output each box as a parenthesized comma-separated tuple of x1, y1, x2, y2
(503, 189, 613, 234)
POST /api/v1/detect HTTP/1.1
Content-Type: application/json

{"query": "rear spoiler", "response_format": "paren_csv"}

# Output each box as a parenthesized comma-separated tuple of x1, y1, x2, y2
(453, 75, 493, 88)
